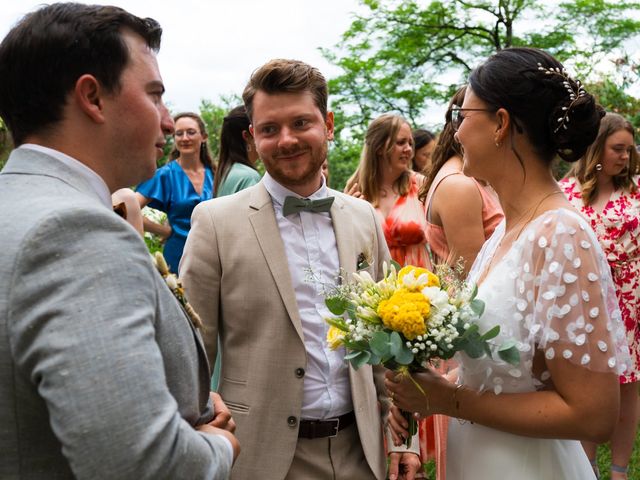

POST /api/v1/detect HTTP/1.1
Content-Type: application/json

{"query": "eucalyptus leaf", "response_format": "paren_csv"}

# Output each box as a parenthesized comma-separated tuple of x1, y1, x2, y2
(498, 346, 521, 366)
(370, 331, 391, 357)
(480, 325, 500, 341)
(352, 350, 371, 369)
(470, 298, 485, 317)
(394, 345, 414, 365)
(498, 339, 517, 351)
(389, 331, 403, 356)
(463, 338, 485, 359)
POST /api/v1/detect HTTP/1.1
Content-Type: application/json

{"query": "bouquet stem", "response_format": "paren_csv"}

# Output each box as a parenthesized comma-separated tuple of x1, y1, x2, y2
(395, 365, 427, 449)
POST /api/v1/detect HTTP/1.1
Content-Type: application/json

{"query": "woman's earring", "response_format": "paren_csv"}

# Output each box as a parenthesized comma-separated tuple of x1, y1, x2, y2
(596, 163, 603, 171)
(495, 141, 501, 148)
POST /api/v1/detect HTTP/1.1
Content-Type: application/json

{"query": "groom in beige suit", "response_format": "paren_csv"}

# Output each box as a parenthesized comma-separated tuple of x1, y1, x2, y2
(181, 59, 420, 479)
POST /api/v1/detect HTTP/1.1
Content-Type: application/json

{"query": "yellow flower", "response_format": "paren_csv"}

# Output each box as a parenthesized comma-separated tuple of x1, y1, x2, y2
(327, 325, 346, 350)
(377, 288, 430, 339)
(397, 265, 440, 290)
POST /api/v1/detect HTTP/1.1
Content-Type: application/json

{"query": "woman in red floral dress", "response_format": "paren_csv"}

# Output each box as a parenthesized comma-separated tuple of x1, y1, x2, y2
(560, 112, 640, 480)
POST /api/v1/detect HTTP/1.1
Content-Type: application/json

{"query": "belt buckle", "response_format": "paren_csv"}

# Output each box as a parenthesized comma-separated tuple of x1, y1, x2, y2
(328, 418, 339, 438)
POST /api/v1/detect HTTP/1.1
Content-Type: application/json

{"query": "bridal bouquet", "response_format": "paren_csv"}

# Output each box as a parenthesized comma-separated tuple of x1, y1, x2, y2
(324, 262, 519, 447)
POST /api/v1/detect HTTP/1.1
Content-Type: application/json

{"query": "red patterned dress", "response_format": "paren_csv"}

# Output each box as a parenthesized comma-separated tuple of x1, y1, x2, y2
(560, 176, 640, 383)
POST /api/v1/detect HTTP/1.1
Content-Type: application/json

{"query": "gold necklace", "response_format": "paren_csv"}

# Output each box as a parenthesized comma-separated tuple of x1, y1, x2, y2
(510, 190, 564, 241)
(480, 190, 564, 283)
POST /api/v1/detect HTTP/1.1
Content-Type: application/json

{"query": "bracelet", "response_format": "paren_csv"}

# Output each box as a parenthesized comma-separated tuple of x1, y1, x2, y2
(452, 384, 470, 425)
(452, 384, 464, 411)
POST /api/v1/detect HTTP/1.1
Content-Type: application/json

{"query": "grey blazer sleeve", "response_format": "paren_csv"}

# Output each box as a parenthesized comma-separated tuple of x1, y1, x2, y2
(7, 207, 232, 479)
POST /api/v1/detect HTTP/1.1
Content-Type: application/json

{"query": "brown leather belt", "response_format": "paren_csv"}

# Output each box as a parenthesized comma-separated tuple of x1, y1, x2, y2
(298, 411, 355, 439)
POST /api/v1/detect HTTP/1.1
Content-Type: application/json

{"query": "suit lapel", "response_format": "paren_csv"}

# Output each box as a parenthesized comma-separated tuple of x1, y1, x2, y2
(248, 184, 304, 341)
(331, 194, 357, 279)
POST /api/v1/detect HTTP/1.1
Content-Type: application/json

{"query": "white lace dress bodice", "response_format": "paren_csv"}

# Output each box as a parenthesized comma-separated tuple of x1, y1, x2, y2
(446, 208, 630, 480)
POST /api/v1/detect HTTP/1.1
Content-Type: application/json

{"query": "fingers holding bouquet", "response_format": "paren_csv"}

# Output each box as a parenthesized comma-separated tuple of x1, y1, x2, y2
(385, 368, 454, 418)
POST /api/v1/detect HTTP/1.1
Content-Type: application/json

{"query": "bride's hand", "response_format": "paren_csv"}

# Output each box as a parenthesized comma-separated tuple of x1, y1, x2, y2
(384, 367, 456, 416)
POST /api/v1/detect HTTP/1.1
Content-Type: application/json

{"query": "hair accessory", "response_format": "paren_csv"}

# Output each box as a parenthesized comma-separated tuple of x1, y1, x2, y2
(596, 163, 603, 171)
(537, 63, 586, 133)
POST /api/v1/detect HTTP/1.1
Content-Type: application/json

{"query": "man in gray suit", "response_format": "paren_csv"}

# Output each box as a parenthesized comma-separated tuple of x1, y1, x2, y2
(0, 4, 238, 479)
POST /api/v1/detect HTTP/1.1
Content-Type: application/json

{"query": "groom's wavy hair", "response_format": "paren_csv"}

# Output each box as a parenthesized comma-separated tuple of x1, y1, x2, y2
(242, 59, 328, 122)
(0, 3, 162, 146)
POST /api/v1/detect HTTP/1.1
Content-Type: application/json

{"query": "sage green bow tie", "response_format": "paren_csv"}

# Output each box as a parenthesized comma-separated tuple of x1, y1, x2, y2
(282, 196, 335, 216)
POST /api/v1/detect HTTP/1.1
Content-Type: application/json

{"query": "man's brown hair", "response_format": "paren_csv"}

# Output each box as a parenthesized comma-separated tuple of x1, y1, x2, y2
(242, 59, 328, 121)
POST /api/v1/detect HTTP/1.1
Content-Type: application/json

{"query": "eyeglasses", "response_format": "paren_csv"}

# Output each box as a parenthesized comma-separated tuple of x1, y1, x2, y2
(450, 107, 494, 132)
(175, 129, 199, 138)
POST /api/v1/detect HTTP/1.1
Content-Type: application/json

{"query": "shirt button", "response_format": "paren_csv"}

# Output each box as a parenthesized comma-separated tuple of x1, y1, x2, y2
(295, 367, 305, 378)
(287, 416, 298, 427)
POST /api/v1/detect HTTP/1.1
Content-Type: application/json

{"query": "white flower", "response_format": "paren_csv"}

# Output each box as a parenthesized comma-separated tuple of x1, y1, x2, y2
(165, 275, 178, 290)
(422, 286, 449, 309)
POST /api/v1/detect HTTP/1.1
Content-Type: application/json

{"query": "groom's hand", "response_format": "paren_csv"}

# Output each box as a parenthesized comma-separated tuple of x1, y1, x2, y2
(388, 452, 421, 480)
(208, 392, 236, 433)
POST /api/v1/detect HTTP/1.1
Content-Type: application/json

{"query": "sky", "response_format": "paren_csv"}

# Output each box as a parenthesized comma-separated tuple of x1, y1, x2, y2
(0, 0, 365, 113)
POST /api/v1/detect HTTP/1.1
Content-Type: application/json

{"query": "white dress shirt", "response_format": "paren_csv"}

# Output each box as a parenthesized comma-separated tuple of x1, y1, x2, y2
(263, 172, 353, 420)
(19, 144, 112, 209)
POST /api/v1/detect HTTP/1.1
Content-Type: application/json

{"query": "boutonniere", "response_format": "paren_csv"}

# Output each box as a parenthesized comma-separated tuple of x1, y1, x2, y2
(151, 252, 203, 330)
(357, 248, 373, 271)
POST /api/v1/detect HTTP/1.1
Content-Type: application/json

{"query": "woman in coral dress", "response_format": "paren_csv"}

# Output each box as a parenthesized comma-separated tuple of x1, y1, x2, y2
(345, 113, 429, 269)
(560, 112, 640, 480)
(345, 113, 427, 474)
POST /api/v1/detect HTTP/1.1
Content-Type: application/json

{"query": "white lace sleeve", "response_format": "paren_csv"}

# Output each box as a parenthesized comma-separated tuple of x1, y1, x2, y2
(518, 209, 630, 375)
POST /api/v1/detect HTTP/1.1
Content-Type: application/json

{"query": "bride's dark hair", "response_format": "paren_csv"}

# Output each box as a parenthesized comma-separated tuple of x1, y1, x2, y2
(469, 47, 604, 164)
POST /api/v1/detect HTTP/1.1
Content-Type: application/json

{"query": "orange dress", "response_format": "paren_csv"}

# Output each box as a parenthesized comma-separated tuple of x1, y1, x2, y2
(375, 172, 429, 268)
(423, 171, 504, 480)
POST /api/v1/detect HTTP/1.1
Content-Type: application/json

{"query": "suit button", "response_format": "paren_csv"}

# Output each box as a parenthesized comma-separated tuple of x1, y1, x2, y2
(295, 367, 305, 378)
(287, 416, 298, 427)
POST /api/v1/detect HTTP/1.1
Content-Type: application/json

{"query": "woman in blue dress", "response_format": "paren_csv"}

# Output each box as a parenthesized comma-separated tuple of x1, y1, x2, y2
(136, 112, 214, 273)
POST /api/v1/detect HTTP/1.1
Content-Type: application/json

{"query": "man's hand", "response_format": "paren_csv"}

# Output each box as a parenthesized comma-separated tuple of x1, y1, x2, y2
(388, 452, 422, 480)
(196, 424, 241, 463)
(208, 392, 236, 432)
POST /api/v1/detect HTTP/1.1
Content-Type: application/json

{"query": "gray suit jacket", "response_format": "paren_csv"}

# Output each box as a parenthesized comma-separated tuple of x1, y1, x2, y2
(181, 182, 407, 480)
(0, 148, 232, 479)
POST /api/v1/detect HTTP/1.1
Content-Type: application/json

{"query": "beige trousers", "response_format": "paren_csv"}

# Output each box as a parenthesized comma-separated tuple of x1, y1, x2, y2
(284, 423, 377, 480)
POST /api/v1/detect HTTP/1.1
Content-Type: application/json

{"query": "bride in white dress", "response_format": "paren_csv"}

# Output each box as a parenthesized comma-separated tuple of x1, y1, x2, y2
(386, 47, 631, 480)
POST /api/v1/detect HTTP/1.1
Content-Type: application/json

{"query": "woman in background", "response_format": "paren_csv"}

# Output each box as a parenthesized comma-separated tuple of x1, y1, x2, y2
(345, 113, 428, 268)
(215, 105, 261, 197)
(136, 112, 214, 273)
(420, 86, 503, 276)
(560, 112, 640, 480)
(412, 128, 437, 173)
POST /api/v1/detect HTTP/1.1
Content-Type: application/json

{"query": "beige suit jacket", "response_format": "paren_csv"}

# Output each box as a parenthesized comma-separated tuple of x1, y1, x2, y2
(181, 182, 394, 479)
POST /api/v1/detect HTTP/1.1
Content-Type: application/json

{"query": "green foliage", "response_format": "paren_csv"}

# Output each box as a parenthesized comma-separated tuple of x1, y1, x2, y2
(324, 0, 640, 188)
(199, 94, 242, 167)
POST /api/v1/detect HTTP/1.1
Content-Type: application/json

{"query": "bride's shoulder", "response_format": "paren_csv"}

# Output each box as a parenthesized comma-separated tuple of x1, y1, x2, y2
(523, 208, 592, 241)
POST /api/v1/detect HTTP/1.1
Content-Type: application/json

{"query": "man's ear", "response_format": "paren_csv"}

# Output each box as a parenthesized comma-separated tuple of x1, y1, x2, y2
(325, 111, 335, 141)
(73, 74, 106, 124)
